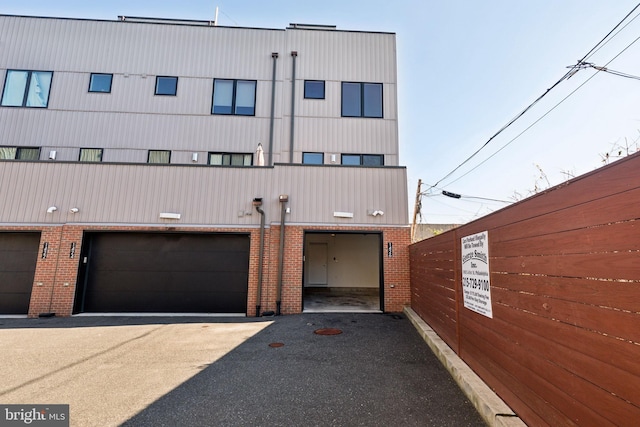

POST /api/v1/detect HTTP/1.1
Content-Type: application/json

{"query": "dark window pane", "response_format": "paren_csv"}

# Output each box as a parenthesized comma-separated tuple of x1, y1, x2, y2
(362, 154, 383, 166)
(155, 76, 177, 96)
(1, 71, 28, 106)
(89, 74, 112, 93)
(304, 81, 325, 99)
(148, 150, 170, 164)
(363, 83, 383, 118)
(0, 147, 17, 159)
(303, 152, 323, 164)
(79, 148, 103, 162)
(1, 70, 52, 108)
(234, 80, 256, 115)
(342, 82, 361, 117)
(209, 153, 223, 165)
(209, 152, 252, 166)
(16, 147, 40, 160)
(212, 79, 234, 114)
(342, 154, 360, 165)
(26, 71, 52, 107)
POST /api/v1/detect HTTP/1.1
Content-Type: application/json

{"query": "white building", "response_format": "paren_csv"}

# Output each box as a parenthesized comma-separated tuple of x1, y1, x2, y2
(0, 15, 410, 317)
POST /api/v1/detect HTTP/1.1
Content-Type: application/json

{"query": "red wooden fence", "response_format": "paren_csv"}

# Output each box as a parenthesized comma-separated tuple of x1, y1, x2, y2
(410, 152, 640, 426)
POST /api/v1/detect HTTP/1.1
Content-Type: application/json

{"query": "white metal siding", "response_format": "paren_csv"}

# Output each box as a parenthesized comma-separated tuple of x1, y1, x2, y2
(0, 16, 405, 227)
(0, 162, 407, 225)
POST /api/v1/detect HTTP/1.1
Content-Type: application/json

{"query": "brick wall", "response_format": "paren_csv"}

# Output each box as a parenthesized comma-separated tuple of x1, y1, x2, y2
(2, 224, 410, 317)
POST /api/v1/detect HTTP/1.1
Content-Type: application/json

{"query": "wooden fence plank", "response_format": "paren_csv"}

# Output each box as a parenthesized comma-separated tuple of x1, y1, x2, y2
(491, 273, 639, 314)
(462, 320, 631, 426)
(410, 153, 640, 425)
(491, 286, 640, 343)
(492, 251, 640, 282)
(462, 306, 640, 409)
(492, 219, 640, 255)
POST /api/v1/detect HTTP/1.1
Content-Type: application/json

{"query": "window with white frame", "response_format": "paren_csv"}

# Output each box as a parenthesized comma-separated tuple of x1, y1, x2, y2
(208, 152, 253, 166)
(1, 70, 53, 108)
(341, 82, 383, 118)
(0, 146, 40, 160)
(212, 79, 256, 115)
(79, 148, 103, 162)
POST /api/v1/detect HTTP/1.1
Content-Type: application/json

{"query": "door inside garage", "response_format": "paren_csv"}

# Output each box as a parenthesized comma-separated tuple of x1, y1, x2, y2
(74, 232, 250, 314)
(0, 232, 41, 315)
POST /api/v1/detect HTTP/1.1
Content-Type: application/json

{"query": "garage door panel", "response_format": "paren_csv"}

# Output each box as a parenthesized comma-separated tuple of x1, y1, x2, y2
(0, 272, 36, 292)
(84, 291, 246, 313)
(92, 250, 249, 272)
(0, 251, 40, 270)
(89, 271, 247, 293)
(79, 233, 249, 313)
(0, 232, 40, 314)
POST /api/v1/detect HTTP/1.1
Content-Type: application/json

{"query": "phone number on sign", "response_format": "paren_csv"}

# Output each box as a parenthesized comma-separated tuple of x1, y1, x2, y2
(462, 277, 489, 291)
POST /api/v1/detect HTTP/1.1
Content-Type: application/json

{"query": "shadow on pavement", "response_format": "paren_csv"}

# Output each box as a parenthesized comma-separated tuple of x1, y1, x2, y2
(119, 312, 485, 427)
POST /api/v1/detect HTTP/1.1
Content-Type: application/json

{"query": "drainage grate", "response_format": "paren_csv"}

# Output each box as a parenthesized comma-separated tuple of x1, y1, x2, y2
(314, 328, 343, 335)
(269, 342, 285, 348)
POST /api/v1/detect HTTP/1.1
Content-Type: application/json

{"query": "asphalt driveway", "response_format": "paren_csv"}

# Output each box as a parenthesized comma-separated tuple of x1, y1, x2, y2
(0, 313, 484, 426)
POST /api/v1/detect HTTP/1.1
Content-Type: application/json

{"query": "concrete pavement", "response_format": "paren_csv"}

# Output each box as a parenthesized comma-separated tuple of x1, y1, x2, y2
(1, 313, 486, 426)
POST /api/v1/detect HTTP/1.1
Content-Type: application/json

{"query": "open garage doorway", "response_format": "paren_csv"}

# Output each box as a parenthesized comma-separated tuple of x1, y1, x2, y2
(302, 231, 383, 312)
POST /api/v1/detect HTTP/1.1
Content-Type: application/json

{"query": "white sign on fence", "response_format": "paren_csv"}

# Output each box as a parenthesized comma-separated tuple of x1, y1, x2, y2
(461, 231, 493, 318)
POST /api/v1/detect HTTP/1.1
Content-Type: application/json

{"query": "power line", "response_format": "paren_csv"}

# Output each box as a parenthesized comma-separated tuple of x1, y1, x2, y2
(443, 34, 640, 188)
(420, 183, 512, 203)
(575, 62, 640, 81)
(429, 2, 640, 191)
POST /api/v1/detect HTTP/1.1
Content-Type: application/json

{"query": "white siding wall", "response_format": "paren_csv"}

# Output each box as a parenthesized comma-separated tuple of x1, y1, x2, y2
(0, 162, 408, 226)
(0, 15, 406, 226)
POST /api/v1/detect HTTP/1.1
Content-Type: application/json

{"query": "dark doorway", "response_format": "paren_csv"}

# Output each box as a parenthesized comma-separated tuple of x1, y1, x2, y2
(0, 232, 40, 314)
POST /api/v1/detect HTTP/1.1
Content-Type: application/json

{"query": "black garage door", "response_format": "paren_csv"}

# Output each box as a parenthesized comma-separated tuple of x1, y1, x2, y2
(0, 232, 40, 314)
(75, 232, 250, 314)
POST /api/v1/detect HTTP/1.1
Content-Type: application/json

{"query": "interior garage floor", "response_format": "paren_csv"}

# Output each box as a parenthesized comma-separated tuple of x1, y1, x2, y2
(303, 287, 381, 312)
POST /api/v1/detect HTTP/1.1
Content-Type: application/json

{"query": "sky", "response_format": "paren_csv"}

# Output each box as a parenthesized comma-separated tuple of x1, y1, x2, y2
(4, 1, 640, 224)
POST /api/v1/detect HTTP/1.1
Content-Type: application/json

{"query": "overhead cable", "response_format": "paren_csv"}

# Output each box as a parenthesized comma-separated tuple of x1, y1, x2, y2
(442, 34, 640, 188)
(429, 3, 640, 191)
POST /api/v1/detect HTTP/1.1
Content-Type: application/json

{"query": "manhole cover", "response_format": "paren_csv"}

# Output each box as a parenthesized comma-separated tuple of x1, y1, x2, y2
(314, 328, 343, 336)
(269, 342, 285, 348)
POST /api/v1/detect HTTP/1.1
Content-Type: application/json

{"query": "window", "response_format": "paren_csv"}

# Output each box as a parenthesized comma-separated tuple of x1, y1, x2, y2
(341, 154, 384, 166)
(79, 148, 103, 162)
(304, 80, 325, 99)
(208, 152, 252, 166)
(0, 146, 40, 160)
(341, 82, 383, 118)
(302, 152, 323, 165)
(148, 150, 171, 164)
(1, 70, 53, 108)
(155, 76, 178, 96)
(89, 73, 113, 93)
(212, 79, 256, 115)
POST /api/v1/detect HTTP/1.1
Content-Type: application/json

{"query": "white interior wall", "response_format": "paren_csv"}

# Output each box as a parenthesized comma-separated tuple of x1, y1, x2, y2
(304, 232, 380, 288)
